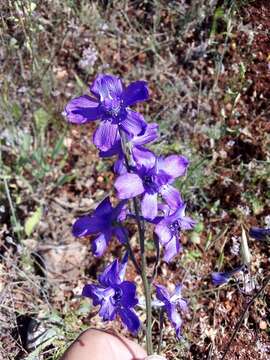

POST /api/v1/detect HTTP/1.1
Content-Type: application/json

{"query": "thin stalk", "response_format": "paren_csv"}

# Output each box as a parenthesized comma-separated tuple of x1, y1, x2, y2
(131, 193, 153, 355)
(135, 200, 153, 355)
(158, 308, 164, 354)
(132, 194, 152, 354)
(125, 241, 141, 275)
(119, 131, 153, 355)
(150, 234, 160, 283)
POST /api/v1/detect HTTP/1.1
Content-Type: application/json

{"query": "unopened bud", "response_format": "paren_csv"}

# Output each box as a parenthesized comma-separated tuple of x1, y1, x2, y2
(241, 226, 251, 265)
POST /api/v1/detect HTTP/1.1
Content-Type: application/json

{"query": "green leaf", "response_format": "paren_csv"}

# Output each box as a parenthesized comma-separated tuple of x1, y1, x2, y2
(29, 1, 37, 12)
(186, 250, 201, 260)
(51, 136, 65, 160)
(34, 108, 50, 131)
(210, 7, 225, 37)
(76, 300, 92, 315)
(193, 222, 204, 233)
(56, 173, 76, 187)
(47, 310, 64, 325)
(190, 232, 201, 244)
(25, 206, 42, 236)
(74, 72, 87, 90)
(11, 102, 22, 121)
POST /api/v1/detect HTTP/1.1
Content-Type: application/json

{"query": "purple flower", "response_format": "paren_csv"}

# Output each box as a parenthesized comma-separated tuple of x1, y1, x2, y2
(155, 284, 187, 338)
(211, 266, 244, 286)
(100, 123, 159, 175)
(249, 227, 270, 241)
(72, 197, 127, 257)
(114, 153, 189, 220)
(63, 74, 149, 151)
(154, 203, 195, 262)
(82, 254, 140, 334)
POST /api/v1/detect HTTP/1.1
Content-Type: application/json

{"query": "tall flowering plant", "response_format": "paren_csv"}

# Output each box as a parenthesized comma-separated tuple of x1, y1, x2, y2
(64, 74, 195, 355)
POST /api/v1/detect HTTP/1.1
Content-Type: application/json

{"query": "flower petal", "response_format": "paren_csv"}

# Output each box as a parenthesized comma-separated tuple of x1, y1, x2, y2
(158, 204, 171, 217)
(118, 251, 128, 282)
(132, 123, 159, 146)
(180, 215, 196, 230)
(113, 226, 128, 244)
(99, 140, 122, 158)
(171, 203, 196, 230)
(93, 121, 119, 151)
(155, 222, 172, 244)
(170, 285, 183, 302)
(112, 200, 128, 221)
(160, 184, 183, 210)
(118, 281, 138, 308)
(141, 192, 158, 220)
(72, 215, 105, 237)
(122, 80, 149, 106)
(63, 95, 100, 124)
(99, 141, 125, 174)
(114, 156, 126, 175)
(178, 299, 188, 312)
(163, 236, 181, 263)
(118, 308, 140, 334)
(155, 284, 171, 304)
(132, 146, 156, 169)
(98, 259, 120, 287)
(249, 227, 270, 240)
(94, 197, 113, 217)
(120, 110, 147, 137)
(91, 232, 111, 257)
(82, 284, 106, 306)
(211, 271, 230, 286)
(115, 173, 144, 199)
(99, 296, 117, 321)
(158, 155, 189, 179)
(166, 304, 182, 338)
(170, 285, 188, 312)
(91, 74, 123, 101)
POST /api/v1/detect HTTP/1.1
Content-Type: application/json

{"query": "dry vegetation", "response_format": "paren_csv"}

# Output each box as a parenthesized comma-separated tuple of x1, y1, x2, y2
(0, 0, 269, 359)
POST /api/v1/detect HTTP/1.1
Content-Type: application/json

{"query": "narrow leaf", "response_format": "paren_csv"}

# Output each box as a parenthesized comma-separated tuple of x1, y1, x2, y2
(25, 206, 42, 236)
(241, 226, 251, 265)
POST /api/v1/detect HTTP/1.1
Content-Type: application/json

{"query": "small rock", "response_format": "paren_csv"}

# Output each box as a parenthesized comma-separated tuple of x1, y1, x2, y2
(259, 320, 267, 330)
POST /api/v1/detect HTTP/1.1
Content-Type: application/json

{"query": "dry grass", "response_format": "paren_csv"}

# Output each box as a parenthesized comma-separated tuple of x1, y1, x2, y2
(0, 0, 269, 359)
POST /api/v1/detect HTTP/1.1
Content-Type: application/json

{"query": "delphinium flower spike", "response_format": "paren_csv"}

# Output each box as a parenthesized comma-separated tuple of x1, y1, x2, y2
(63, 74, 149, 151)
(65, 73, 195, 355)
(82, 253, 140, 333)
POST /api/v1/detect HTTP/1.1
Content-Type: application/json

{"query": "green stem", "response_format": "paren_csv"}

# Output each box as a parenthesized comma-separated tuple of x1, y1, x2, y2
(125, 240, 141, 275)
(150, 234, 160, 283)
(133, 197, 153, 355)
(142, 256, 153, 355)
(119, 131, 153, 355)
(133, 187, 153, 355)
(158, 308, 164, 354)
